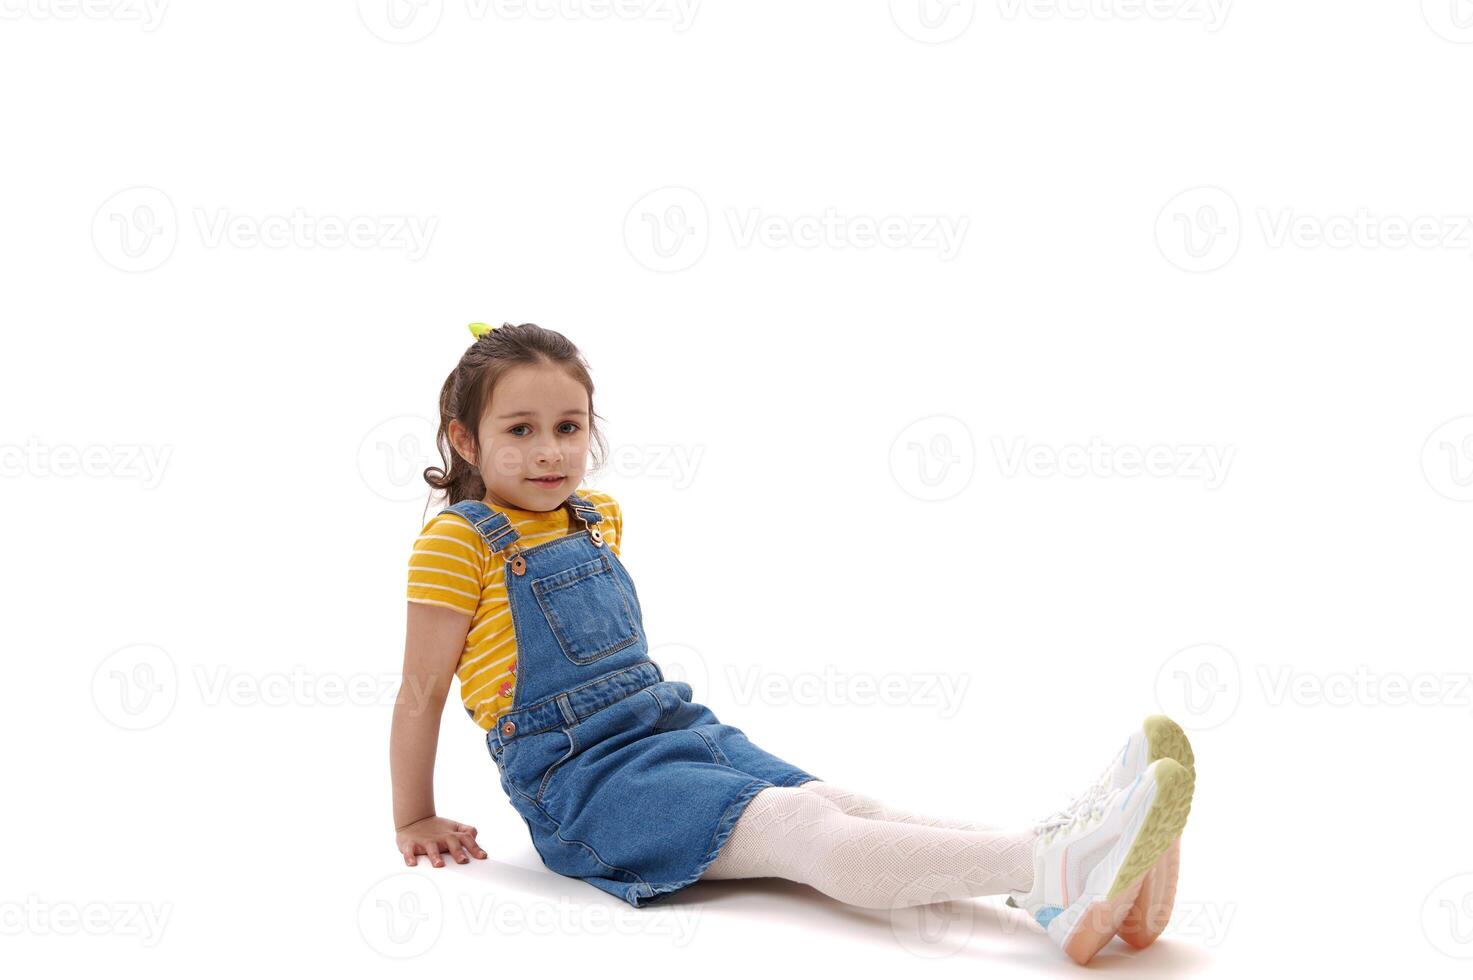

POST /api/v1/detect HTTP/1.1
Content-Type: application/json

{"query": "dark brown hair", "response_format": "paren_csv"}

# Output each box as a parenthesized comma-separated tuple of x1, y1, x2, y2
(422, 322, 608, 512)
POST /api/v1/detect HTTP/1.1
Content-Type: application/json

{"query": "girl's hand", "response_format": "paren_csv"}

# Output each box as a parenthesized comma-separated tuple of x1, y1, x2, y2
(396, 815, 488, 867)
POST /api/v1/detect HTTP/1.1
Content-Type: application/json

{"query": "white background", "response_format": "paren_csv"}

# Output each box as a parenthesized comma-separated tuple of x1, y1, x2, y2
(4, 1, 1472, 976)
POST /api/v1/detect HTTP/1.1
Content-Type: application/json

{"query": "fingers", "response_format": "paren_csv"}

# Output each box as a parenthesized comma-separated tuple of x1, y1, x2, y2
(453, 830, 487, 860)
(411, 838, 445, 868)
(398, 833, 484, 868)
(450, 823, 486, 859)
(447, 836, 471, 864)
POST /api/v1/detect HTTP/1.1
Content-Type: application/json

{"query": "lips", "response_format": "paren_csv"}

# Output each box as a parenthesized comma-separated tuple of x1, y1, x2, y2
(528, 475, 565, 486)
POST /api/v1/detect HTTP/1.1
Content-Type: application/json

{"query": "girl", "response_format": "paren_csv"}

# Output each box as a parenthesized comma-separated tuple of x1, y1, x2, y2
(389, 322, 1197, 966)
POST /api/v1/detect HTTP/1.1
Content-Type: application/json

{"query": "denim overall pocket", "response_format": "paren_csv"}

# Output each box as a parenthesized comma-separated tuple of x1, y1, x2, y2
(531, 552, 641, 666)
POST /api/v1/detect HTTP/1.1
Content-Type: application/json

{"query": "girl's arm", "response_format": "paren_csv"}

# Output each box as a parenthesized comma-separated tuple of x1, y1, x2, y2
(390, 600, 488, 867)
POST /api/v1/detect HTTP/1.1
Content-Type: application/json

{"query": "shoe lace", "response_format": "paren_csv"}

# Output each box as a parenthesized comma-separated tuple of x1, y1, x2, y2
(1032, 751, 1120, 834)
(1033, 781, 1118, 845)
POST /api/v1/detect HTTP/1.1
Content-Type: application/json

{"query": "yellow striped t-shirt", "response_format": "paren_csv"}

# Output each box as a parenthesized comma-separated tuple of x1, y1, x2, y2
(406, 488, 624, 731)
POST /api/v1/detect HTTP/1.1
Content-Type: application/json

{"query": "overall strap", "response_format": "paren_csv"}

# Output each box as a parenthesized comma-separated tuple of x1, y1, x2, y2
(441, 493, 603, 554)
(440, 500, 521, 554)
(565, 492, 605, 527)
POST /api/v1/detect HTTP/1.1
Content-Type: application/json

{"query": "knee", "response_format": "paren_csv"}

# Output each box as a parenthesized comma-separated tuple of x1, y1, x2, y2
(789, 784, 845, 816)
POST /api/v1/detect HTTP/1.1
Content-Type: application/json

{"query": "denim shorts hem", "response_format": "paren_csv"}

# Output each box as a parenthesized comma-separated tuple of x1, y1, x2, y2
(621, 776, 773, 909)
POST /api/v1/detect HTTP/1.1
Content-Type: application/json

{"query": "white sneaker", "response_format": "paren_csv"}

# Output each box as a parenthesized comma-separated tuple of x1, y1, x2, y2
(1007, 757, 1195, 965)
(1008, 715, 1195, 951)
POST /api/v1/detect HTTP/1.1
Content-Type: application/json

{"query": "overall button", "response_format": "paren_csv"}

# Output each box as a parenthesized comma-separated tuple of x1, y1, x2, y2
(500, 720, 516, 738)
(498, 681, 513, 698)
(588, 527, 603, 547)
(510, 555, 526, 576)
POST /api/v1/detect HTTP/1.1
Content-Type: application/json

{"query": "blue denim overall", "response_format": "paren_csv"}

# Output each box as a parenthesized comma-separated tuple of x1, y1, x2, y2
(441, 492, 820, 907)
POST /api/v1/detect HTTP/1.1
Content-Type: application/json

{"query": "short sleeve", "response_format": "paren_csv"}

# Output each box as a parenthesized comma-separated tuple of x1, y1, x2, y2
(578, 488, 623, 556)
(406, 513, 486, 615)
(606, 496, 623, 557)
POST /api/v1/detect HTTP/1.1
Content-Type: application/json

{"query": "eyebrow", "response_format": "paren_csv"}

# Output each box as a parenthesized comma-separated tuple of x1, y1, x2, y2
(495, 409, 589, 420)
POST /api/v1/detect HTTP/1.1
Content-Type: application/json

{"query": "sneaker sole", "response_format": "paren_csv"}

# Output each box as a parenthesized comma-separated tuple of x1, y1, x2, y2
(1142, 714, 1195, 775)
(1118, 715, 1195, 949)
(1119, 836, 1181, 949)
(1058, 758, 1195, 965)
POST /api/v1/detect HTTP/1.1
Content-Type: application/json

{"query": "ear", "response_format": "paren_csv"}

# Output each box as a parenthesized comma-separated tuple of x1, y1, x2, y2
(447, 418, 479, 468)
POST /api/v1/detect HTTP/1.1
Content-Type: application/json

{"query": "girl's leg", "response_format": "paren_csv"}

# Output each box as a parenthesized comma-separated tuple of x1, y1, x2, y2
(795, 778, 1004, 831)
(700, 784, 1035, 910)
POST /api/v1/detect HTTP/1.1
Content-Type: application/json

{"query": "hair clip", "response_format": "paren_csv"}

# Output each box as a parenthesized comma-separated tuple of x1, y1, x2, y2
(468, 322, 496, 339)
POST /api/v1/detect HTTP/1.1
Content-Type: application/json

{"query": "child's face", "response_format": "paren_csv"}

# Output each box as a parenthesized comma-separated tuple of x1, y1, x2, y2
(462, 362, 591, 512)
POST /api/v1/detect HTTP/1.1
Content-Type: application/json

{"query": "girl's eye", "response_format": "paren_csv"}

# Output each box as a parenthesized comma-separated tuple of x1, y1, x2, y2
(508, 422, 581, 436)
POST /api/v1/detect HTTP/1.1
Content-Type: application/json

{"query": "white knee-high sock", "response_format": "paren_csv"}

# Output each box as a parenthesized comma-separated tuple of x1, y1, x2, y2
(701, 785, 1036, 909)
(796, 779, 1004, 831)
